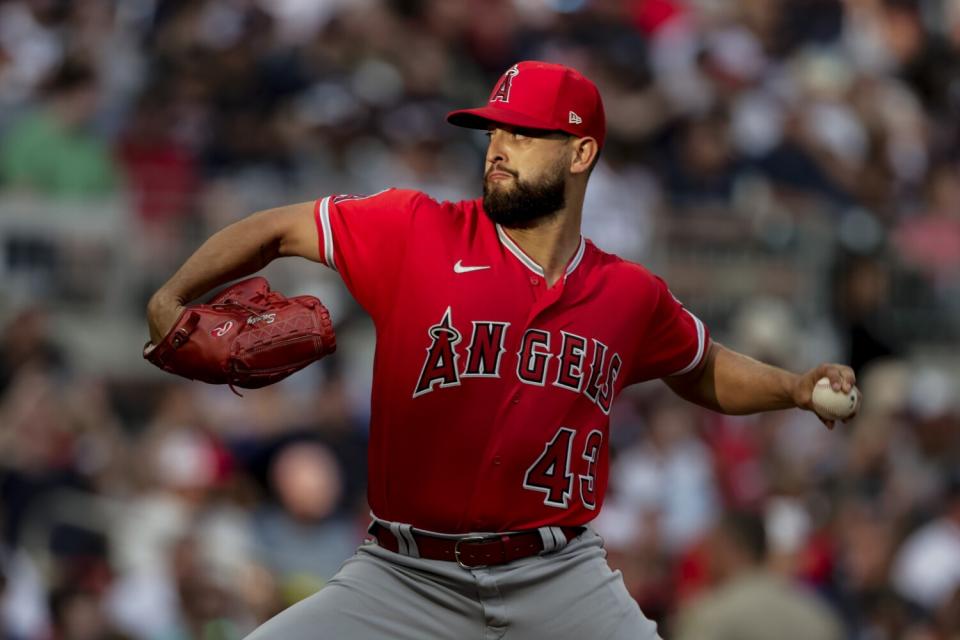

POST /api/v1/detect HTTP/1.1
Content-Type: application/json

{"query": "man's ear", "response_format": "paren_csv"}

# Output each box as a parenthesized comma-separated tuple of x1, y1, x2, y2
(570, 137, 599, 175)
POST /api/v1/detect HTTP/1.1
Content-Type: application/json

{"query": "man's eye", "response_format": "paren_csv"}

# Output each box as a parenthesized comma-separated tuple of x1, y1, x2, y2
(484, 131, 493, 138)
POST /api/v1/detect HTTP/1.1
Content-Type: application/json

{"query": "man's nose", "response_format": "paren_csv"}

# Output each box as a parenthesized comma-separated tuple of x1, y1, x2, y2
(486, 131, 508, 165)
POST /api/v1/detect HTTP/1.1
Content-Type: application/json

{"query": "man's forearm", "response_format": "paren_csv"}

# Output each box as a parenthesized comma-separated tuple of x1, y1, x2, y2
(146, 210, 287, 345)
(705, 344, 798, 414)
(667, 343, 798, 415)
(151, 211, 283, 306)
(667, 342, 858, 427)
(146, 201, 318, 344)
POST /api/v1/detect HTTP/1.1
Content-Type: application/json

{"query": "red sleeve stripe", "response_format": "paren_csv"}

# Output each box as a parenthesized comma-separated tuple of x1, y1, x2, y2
(317, 196, 337, 271)
(670, 310, 707, 376)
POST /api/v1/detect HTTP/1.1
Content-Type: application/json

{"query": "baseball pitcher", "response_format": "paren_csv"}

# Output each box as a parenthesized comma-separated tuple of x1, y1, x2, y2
(146, 61, 859, 639)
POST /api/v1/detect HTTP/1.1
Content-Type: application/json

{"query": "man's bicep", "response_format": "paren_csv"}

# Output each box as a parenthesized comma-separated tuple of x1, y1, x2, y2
(274, 200, 324, 262)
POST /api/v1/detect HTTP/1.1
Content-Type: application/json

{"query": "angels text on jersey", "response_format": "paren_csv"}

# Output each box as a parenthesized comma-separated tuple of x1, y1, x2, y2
(413, 306, 622, 414)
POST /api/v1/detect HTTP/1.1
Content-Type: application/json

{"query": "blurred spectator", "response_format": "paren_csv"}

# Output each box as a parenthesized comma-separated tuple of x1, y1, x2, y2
(0, 307, 66, 396)
(115, 90, 199, 250)
(832, 497, 906, 635)
(105, 399, 254, 640)
(673, 510, 843, 640)
(832, 253, 899, 374)
(155, 535, 246, 640)
(0, 1, 64, 113)
(252, 441, 358, 596)
(892, 476, 960, 618)
(581, 150, 658, 262)
(903, 367, 960, 481)
(608, 398, 717, 553)
(48, 583, 128, 640)
(0, 60, 118, 198)
(662, 111, 747, 211)
(880, 0, 960, 121)
(894, 162, 960, 291)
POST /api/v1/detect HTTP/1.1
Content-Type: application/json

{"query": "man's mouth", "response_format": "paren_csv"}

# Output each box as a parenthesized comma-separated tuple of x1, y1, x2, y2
(486, 170, 515, 182)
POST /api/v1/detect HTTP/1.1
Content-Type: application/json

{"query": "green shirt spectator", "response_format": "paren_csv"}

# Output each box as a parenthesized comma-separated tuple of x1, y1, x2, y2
(0, 61, 118, 198)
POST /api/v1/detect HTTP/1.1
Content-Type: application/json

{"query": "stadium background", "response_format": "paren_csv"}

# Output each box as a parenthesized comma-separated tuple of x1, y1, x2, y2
(1, 0, 959, 638)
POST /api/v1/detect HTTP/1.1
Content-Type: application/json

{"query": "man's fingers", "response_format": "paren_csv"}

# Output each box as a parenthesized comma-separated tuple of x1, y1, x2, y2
(814, 365, 843, 391)
(800, 364, 860, 428)
(839, 368, 856, 394)
(818, 364, 856, 394)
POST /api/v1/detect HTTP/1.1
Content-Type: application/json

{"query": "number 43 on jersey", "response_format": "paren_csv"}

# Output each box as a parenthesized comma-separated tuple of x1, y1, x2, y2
(523, 427, 603, 510)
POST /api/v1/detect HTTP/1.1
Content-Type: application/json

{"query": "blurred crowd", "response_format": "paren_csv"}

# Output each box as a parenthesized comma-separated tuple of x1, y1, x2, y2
(1, 0, 960, 638)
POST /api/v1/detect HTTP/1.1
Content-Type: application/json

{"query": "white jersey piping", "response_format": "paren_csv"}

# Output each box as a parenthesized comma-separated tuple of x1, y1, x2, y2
(496, 225, 586, 281)
(670, 310, 707, 376)
(319, 196, 336, 271)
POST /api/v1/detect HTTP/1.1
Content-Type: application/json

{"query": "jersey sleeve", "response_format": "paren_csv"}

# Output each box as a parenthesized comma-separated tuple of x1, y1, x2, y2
(627, 276, 710, 384)
(313, 188, 424, 318)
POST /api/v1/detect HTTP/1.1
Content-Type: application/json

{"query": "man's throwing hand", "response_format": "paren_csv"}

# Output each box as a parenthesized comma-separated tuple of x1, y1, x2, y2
(792, 364, 860, 430)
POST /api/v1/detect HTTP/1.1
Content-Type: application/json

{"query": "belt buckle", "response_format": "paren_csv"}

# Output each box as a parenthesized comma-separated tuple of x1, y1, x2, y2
(454, 535, 494, 570)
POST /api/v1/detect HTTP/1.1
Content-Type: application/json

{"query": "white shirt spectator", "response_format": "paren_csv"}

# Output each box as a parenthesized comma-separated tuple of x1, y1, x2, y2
(892, 516, 960, 611)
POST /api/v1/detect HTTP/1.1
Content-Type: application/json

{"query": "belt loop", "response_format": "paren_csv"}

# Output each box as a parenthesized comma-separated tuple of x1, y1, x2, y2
(537, 526, 566, 554)
(400, 524, 420, 558)
(390, 522, 420, 558)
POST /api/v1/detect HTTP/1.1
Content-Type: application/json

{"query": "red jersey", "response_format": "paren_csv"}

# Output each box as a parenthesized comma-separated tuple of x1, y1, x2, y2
(313, 188, 709, 533)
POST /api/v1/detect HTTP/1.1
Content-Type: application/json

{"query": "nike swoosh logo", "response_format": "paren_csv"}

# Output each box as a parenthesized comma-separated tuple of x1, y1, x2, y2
(454, 260, 491, 274)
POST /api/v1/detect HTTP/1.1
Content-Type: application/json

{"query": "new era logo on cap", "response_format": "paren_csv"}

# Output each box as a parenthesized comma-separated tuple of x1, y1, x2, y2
(446, 60, 606, 148)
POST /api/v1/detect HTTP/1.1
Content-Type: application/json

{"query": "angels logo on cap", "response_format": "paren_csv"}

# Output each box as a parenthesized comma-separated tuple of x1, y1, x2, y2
(490, 64, 519, 103)
(447, 60, 606, 148)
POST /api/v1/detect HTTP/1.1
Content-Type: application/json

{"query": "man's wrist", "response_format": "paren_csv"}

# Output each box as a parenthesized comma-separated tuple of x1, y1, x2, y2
(783, 370, 803, 408)
(148, 288, 183, 312)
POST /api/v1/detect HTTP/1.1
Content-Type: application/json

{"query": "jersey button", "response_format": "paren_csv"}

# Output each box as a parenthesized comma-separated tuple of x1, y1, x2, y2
(530, 276, 539, 285)
(512, 392, 521, 404)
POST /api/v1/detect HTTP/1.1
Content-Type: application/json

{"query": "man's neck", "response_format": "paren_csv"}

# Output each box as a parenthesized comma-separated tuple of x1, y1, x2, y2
(500, 199, 583, 287)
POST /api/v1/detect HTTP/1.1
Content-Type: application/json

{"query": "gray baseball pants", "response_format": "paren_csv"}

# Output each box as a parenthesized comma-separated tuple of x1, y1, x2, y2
(244, 528, 661, 639)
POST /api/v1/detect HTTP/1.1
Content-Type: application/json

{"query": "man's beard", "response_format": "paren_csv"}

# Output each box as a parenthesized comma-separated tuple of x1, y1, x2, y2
(482, 164, 566, 229)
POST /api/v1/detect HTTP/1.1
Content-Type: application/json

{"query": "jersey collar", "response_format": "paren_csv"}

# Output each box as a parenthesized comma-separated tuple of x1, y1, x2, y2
(496, 224, 586, 281)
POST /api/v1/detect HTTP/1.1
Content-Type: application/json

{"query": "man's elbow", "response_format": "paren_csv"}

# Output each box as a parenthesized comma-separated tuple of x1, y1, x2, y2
(259, 202, 320, 261)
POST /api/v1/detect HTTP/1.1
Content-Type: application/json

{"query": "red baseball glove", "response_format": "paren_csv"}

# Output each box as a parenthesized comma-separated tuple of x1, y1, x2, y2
(144, 277, 335, 391)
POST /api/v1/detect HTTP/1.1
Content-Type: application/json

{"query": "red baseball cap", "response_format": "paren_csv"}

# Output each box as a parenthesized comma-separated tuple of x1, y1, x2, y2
(447, 61, 606, 148)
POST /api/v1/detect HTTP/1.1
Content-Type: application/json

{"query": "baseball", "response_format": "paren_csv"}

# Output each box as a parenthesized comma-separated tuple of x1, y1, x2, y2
(811, 377, 859, 420)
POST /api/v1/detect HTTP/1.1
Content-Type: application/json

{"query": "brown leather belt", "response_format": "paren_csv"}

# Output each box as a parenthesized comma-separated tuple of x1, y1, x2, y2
(369, 522, 584, 569)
